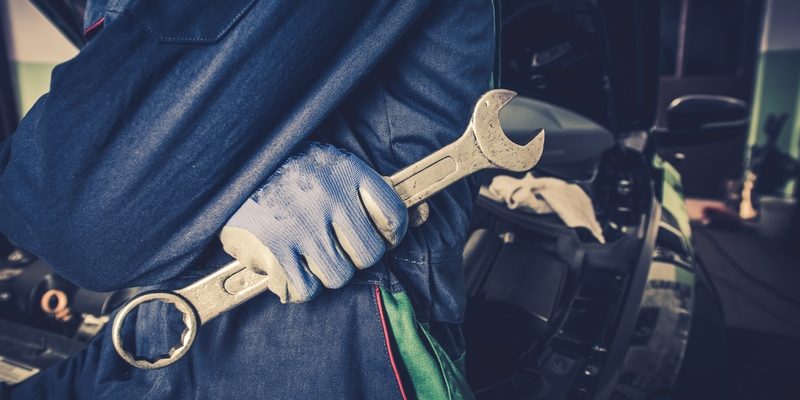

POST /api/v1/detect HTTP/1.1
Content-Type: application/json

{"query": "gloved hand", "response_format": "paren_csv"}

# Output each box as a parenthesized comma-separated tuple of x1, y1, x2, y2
(220, 143, 408, 303)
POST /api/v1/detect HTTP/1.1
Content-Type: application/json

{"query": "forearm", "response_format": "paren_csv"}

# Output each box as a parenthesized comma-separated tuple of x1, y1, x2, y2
(0, 0, 430, 291)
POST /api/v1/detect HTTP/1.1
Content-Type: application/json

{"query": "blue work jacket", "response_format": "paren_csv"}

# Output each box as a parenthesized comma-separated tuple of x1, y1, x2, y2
(0, 0, 494, 398)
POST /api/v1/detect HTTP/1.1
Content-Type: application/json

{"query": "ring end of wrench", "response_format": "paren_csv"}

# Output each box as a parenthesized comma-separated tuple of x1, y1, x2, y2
(111, 291, 199, 369)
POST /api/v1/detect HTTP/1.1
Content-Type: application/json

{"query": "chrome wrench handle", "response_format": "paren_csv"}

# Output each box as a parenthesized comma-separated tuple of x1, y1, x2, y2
(111, 260, 264, 369)
(389, 90, 544, 207)
(388, 124, 491, 208)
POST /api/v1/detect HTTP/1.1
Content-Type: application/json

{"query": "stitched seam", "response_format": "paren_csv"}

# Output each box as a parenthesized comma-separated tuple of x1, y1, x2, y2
(392, 256, 462, 265)
(392, 257, 426, 265)
(373, 285, 408, 400)
(351, 278, 383, 286)
(125, 0, 258, 43)
(381, 84, 401, 166)
(420, 326, 457, 400)
(209, 0, 259, 40)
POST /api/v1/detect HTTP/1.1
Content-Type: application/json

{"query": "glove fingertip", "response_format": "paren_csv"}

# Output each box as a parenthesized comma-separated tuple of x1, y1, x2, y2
(284, 275, 322, 303)
(359, 184, 408, 247)
(409, 202, 430, 228)
(305, 250, 355, 290)
(332, 222, 385, 270)
(279, 253, 324, 303)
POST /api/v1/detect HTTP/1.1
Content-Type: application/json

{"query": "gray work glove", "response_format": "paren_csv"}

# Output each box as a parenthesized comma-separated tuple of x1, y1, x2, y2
(220, 143, 408, 303)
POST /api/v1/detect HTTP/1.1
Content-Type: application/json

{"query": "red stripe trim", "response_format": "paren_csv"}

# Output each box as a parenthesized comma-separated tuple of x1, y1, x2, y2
(374, 285, 409, 400)
(83, 17, 106, 39)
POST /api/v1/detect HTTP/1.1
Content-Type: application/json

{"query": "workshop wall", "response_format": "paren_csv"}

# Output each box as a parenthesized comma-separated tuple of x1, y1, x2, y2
(746, 0, 800, 195)
(4, 0, 76, 116)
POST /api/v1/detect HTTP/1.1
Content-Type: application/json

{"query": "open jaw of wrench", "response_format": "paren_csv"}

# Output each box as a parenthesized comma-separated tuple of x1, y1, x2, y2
(111, 89, 545, 369)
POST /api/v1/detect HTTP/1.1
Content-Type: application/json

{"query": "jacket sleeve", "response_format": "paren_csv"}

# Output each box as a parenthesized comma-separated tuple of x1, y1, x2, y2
(0, 0, 430, 291)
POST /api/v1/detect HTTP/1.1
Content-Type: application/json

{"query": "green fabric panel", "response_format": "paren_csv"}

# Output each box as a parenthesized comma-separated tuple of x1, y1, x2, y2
(452, 350, 467, 374)
(661, 162, 691, 238)
(417, 322, 474, 400)
(675, 264, 696, 287)
(379, 288, 474, 400)
(746, 50, 800, 156)
(654, 155, 693, 253)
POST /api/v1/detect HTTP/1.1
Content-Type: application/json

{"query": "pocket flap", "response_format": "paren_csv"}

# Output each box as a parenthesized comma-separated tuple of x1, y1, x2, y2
(129, 0, 258, 43)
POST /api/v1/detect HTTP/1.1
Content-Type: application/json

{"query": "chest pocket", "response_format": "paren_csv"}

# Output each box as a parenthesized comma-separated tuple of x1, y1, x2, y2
(128, 0, 258, 44)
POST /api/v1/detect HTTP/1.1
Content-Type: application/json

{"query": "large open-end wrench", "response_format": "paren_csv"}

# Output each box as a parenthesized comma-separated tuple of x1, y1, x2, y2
(111, 89, 544, 369)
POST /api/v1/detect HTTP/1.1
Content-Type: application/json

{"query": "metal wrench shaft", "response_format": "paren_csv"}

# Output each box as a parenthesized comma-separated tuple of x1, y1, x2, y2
(390, 90, 544, 207)
(389, 125, 490, 208)
(175, 125, 498, 325)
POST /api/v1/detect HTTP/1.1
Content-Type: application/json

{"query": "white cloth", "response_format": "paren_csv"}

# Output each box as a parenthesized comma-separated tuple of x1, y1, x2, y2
(482, 173, 606, 243)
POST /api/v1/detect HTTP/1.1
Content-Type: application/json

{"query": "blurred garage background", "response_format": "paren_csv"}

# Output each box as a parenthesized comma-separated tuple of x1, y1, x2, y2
(0, 0, 798, 399)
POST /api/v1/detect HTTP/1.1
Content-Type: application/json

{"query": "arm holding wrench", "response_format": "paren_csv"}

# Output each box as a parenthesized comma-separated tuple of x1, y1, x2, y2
(112, 89, 545, 369)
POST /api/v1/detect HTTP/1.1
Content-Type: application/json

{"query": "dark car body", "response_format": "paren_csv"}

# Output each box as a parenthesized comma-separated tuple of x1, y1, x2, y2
(459, 1, 708, 398)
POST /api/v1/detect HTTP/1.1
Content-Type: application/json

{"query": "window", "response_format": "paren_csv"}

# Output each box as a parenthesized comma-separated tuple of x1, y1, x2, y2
(3, 0, 77, 116)
(684, 0, 749, 76)
(660, 0, 759, 77)
(659, 0, 681, 76)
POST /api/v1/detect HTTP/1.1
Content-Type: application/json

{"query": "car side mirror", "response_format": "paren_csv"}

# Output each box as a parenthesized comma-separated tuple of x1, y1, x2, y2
(653, 95, 750, 148)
